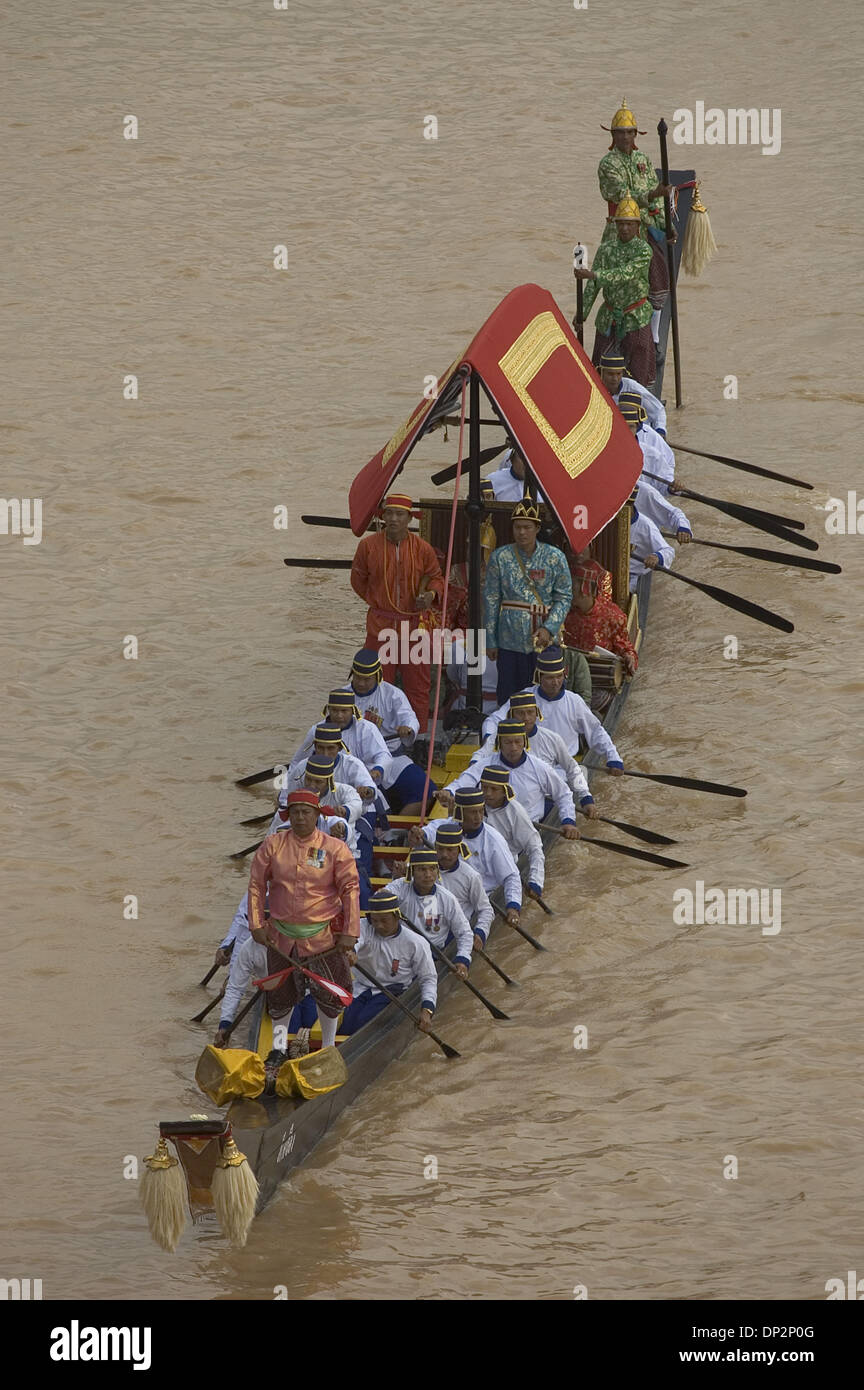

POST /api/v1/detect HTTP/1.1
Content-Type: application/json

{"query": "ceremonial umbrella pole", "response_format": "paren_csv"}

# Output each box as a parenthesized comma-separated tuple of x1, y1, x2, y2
(464, 370, 484, 730)
(657, 118, 682, 408)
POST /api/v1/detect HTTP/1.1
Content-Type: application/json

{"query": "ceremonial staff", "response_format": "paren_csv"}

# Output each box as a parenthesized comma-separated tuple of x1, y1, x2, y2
(657, 118, 682, 408)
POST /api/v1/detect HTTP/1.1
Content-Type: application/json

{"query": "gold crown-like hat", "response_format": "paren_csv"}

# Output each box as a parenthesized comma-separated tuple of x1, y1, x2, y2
(512, 499, 542, 524)
(611, 100, 638, 130)
(614, 195, 642, 221)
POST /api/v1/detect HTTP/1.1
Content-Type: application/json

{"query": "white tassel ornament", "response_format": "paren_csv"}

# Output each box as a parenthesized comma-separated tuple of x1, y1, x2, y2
(140, 1137, 189, 1253)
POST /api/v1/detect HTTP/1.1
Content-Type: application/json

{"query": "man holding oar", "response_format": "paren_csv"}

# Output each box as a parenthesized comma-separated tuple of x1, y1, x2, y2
(337, 648, 431, 816)
(229, 789, 360, 1054)
(627, 487, 675, 591)
(479, 689, 596, 804)
(388, 847, 474, 977)
(441, 718, 590, 827)
(431, 823, 494, 951)
(339, 888, 437, 1036)
(409, 789, 524, 929)
(619, 393, 678, 493)
(478, 767, 549, 900)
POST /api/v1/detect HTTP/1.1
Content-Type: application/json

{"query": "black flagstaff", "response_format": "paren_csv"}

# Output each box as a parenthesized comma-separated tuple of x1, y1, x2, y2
(657, 118, 682, 409)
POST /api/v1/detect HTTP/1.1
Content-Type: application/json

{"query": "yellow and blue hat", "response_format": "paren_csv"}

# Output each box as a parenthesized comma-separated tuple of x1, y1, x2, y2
(480, 766, 515, 800)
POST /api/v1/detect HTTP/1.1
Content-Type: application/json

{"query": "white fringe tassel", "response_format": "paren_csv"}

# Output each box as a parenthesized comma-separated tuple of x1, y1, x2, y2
(140, 1149, 189, 1254)
(682, 198, 717, 278)
(212, 1148, 260, 1248)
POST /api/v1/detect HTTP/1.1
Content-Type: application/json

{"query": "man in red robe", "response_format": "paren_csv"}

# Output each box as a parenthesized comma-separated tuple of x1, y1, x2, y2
(350, 493, 444, 731)
(563, 561, 638, 677)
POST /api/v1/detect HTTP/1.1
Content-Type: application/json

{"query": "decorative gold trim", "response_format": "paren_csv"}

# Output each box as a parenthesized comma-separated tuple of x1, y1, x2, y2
(144, 1136, 179, 1171)
(497, 313, 613, 479)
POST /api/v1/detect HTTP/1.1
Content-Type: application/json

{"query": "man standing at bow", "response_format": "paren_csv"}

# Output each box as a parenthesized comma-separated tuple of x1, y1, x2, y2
(350, 493, 444, 730)
(575, 196, 657, 387)
(229, 789, 361, 1053)
(484, 501, 572, 706)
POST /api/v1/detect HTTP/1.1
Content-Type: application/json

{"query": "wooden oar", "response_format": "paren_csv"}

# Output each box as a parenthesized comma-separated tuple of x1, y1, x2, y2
(673, 488, 816, 549)
(230, 838, 264, 861)
(583, 812, 679, 846)
(191, 984, 226, 1024)
(352, 960, 460, 1058)
(491, 899, 547, 951)
(649, 563, 794, 633)
(473, 943, 518, 987)
(536, 822, 688, 870)
(431, 443, 514, 488)
(608, 768, 747, 796)
(283, 557, 354, 570)
(398, 916, 509, 1019)
(667, 441, 814, 491)
(669, 535, 841, 574)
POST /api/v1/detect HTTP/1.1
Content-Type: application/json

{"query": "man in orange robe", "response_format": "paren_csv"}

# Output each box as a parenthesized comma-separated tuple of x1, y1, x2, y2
(350, 493, 444, 731)
(246, 790, 360, 1050)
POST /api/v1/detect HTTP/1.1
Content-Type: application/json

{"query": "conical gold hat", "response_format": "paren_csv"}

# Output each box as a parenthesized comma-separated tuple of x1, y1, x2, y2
(611, 100, 637, 130)
(614, 195, 641, 221)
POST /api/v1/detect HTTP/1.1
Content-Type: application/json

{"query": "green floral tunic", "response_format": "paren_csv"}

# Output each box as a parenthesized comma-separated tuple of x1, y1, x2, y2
(580, 236, 654, 337)
(597, 148, 665, 242)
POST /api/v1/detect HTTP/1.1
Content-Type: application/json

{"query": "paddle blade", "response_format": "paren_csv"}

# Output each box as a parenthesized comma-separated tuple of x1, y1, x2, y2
(620, 769, 747, 797)
(668, 441, 814, 491)
(435, 1037, 462, 1059)
(239, 811, 275, 828)
(598, 815, 679, 846)
(702, 542, 841, 574)
(582, 836, 689, 869)
(236, 767, 282, 788)
(301, 515, 351, 528)
(229, 839, 264, 861)
(660, 566, 794, 632)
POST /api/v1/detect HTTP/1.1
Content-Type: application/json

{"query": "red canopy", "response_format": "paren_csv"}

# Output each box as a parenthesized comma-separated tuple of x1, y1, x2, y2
(348, 284, 643, 550)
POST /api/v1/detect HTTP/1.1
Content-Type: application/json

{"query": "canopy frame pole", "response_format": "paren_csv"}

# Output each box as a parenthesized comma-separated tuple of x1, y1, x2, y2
(464, 370, 484, 728)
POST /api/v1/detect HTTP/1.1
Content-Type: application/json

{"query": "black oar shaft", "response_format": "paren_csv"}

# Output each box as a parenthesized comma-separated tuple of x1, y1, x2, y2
(283, 558, 354, 569)
(239, 810, 276, 828)
(523, 883, 553, 915)
(230, 838, 264, 861)
(667, 442, 814, 491)
(658, 118, 682, 408)
(191, 984, 226, 1024)
(351, 961, 459, 1059)
(399, 916, 508, 1019)
(236, 765, 285, 788)
(474, 944, 518, 987)
(681, 536, 840, 574)
(431, 443, 510, 488)
(221, 990, 261, 1042)
(198, 940, 235, 987)
(613, 768, 747, 797)
(652, 563, 794, 633)
(535, 821, 687, 869)
(491, 900, 547, 951)
(594, 813, 679, 846)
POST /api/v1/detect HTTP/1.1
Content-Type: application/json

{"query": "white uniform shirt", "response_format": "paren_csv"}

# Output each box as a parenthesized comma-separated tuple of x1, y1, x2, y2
(613, 377, 667, 435)
(532, 686, 622, 766)
(292, 717, 392, 783)
(423, 820, 522, 909)
(448, 749, 580, 821)
(471, 723, 593, 801)
(635, 478, 691, 536)
(221, 937, 270, 1026)
(220, 893, 252, 952)
(388, 878, 474, 964)
(339, 680, 419, 754)
(636, 422, 676, 490)
(437, 858, 494, 943)
(484, 799, 546, 892)
(629, 509, 675, 591)
(353, 918, 438, 1013)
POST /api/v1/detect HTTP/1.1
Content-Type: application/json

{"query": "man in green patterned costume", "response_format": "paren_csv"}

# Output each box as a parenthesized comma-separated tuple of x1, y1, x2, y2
(575, 195, 656, 386)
